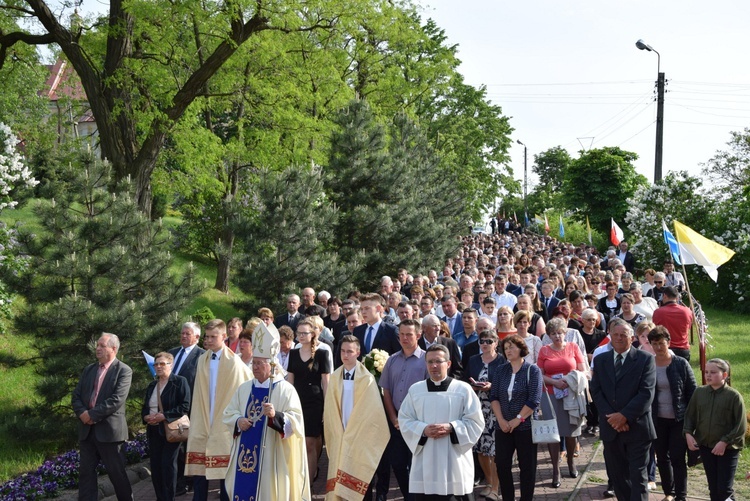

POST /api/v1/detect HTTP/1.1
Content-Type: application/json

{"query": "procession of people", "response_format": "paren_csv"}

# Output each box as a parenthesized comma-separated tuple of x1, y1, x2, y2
(72, 228, 745, 501)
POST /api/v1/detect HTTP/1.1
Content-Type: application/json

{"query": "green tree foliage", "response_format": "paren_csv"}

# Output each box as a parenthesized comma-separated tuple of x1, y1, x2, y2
(702, 127, 750, 199)
(626, 171, 714, 269)
(0, 16, 49, 146)
(1, 150, 202, 439)
(563, 147, 648, 233)
(0, 0, 344, 214)
(325, 100, 466, 289)
(528, 146, 572, 213)
(233, 166, 354, 312)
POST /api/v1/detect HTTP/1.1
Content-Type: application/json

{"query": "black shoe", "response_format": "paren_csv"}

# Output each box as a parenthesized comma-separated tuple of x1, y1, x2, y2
(568, 460, 578, 478)
(551, 475, 561, 488)
(603, 489, 615, 498)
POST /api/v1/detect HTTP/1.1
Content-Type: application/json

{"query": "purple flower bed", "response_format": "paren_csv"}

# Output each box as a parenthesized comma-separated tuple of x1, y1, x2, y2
(0, 433, 148, 500)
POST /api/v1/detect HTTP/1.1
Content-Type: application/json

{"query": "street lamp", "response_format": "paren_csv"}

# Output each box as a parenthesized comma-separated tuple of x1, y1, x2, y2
(516, 139, 527, 227)
(636, 38, 665, 183)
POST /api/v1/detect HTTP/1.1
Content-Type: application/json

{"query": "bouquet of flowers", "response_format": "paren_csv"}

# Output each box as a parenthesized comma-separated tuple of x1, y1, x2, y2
(364, 348, 389, 382)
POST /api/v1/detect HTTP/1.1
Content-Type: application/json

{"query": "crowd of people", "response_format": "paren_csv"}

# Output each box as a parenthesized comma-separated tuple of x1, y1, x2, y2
(70, 229, 747, 501)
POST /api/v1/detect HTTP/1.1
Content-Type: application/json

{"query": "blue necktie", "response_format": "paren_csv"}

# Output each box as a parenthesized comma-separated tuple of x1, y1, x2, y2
(173, 348, 185, 374)
(365, 326, 374, 352)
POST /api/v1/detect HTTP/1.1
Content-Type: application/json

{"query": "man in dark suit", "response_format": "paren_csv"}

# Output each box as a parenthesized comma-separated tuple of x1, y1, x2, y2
(71, 333, 133, 501)
(540, 280, 560, 318)
(169, 321, 205, 495)
(617, 241, 636, 274)
(419, 314, 463, 379)
(440, 295, 463, 337)
(354, 293, 400, 356)
(170, 322, 205, 398)
(591, 318, 656, 501)
(274, 293, 304, 330)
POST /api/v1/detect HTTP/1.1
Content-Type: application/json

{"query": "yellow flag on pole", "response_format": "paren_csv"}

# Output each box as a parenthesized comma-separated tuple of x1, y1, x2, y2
(672, 220, 735, 282)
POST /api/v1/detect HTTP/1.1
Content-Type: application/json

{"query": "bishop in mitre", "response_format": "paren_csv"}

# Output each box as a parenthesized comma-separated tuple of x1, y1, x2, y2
(223, 322, 310, 501)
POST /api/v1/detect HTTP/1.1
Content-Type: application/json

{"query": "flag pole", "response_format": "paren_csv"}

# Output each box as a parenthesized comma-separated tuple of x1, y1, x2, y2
(672, 221, 704, 382)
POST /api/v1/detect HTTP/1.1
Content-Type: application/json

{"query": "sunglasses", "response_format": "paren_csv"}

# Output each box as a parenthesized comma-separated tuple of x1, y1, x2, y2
(654, 281, 663, 284)
(478, 339, 495, 345)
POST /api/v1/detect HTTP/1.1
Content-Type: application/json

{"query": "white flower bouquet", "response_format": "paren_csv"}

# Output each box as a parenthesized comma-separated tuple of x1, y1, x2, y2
(364, 348, 389, 382)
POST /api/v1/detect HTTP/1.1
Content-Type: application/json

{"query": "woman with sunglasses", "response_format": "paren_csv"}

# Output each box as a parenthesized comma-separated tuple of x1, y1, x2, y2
(466, 329, 505, 500)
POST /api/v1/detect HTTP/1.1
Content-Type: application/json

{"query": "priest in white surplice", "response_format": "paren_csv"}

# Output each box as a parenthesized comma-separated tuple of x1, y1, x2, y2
(399, 344, 484, 501)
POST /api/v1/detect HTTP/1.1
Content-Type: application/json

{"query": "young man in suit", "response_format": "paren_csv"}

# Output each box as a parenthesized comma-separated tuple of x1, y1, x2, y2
(71, 333, 133, 501)
(353, 293, 400, 356)
(591, 318, 656, 501)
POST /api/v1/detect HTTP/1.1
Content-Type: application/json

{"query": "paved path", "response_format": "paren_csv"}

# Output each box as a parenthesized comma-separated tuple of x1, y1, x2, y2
(105, 432, 709, 500)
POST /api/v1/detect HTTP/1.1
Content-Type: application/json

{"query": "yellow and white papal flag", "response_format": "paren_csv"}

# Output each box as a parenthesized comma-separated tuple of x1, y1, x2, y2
(672, 220, 735, 282)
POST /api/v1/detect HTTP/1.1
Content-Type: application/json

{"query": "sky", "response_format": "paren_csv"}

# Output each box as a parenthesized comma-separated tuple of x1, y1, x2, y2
(416, 0, 750, 190)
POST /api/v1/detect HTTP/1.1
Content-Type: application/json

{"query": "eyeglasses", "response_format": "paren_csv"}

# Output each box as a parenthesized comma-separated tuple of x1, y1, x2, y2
(478, 339, 495, 345)
(427, 359, 448, 366)
(297, 331, 312, 336)
(154, 362, 171, 367)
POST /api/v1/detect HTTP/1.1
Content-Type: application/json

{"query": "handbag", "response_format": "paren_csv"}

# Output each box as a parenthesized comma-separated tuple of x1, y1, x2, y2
(164, 415, 190, 443)
(532, 390, 560, 444)
(157, 383, 190, 443)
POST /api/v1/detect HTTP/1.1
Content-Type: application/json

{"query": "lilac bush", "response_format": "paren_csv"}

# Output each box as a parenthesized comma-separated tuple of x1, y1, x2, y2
(0, 433, 148, 500)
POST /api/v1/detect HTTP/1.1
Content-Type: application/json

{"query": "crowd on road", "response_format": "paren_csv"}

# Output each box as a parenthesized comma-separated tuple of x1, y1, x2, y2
(71, 228, 746, 501)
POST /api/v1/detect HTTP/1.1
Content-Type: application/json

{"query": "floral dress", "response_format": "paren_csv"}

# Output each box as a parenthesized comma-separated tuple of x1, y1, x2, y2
(473, 363, 496, 456)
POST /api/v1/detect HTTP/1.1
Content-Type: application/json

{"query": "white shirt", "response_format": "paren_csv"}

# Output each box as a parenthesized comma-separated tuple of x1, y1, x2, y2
(341, 368, 356, 430)
(208, 349, 222, 425)
(173, 344, 197, 375)
(492, 291, 518, 309)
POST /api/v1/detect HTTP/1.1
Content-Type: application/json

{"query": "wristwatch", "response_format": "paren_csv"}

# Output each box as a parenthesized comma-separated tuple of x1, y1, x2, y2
(516, 414, 525, 423)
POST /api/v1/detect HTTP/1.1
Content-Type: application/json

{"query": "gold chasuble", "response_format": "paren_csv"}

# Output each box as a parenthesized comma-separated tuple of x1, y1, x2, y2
(323, 361, 389, 500)
(185, 346, 252, 479)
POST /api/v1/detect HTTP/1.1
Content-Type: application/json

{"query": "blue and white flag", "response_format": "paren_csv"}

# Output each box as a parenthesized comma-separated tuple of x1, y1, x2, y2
(559, 215, 565, 238)
(662, 220, 682, 265)
(142, 350, 156, 377)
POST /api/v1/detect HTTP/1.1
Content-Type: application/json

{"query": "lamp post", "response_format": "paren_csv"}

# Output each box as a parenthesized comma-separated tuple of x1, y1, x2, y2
(636, 39, 665, 183)
(516, 139, 527, 227)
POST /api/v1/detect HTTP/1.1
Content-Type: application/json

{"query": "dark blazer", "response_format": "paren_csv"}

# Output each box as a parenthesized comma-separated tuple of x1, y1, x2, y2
(465, 353, 506, 384)
(141, 374, 191, 436)
(620, 251, 636, 274)
(169, 345, 205, 397)
(418, 336, 464, 380)
(541, 296, 559, 318)
(353, 321, 400, 356)
(71, 358, 132, 442)
(590, 346, 656, 443)
(460, 340, 479, 371)
(440, 313, 463, 337)
(274, 312, 304, 331)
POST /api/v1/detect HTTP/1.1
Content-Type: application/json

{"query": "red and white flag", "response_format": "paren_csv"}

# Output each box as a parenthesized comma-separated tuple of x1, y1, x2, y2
(610, 218, 624, 246)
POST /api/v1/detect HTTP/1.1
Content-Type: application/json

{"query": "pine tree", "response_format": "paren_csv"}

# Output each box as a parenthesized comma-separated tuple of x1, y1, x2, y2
(234, 166, 356, 312)
(325, 100, 468, 289)
(3, 149, 202, 439)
